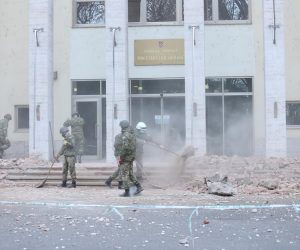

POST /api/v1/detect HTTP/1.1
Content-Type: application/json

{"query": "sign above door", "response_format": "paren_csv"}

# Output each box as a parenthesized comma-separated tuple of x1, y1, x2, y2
(134, 39, 184, 66)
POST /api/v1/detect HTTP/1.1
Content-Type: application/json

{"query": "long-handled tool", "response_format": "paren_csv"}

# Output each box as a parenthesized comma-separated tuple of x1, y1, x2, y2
(145, 140, 180, 157)
(49, 121, 56, 160)
(35, 159, 56, 188)
(36, 121, 57, 188)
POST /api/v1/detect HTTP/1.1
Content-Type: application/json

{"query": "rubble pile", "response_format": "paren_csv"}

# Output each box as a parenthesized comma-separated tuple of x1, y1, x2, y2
(183, 155, 300, 195)
(0, 155, 48, 181)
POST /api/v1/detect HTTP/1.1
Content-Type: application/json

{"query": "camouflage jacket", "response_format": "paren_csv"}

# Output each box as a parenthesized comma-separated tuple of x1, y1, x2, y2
(135, 131, 152, 155)
(57, 134, 76, 157)
(115, 129, 136, 162)
(63, 117, 85, 136)
(0, 118, 9, 139)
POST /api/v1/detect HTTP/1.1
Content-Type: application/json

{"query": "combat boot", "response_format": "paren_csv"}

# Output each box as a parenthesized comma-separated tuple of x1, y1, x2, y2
(134, 183, 143, 195)
(118, 181, 123, 189)
(105, 177, 113, 188)
(72, 180, 76, 188)
(119, 189, 130, 197)
(61, 180, 67, 187)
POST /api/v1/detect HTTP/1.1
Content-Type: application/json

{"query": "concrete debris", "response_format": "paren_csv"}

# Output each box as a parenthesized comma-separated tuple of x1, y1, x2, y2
(1, 152, 300, 196)
(206, 181, 235, 197)
(258, 180, 279, 190)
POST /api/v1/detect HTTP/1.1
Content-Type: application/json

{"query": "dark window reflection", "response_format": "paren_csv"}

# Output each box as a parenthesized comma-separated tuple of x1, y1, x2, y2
(73, 81, 101, 95)
(146, 0, 176, 22)
(17, 107, 29, 129)
(218, 0, 248, 20)
(224, 78, 252, 92)
(128, 0, 141, 22)
(286, 103, 300, 125)
(206, 78, 222, 93)
(76, 1, 105, 24)
(130, 79, 185, 94)
(204, 0, 213, 21)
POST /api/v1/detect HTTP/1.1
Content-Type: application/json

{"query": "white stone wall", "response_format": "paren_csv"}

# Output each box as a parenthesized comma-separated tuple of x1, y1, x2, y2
(29, 0, 53, 160)
(184, 0, 206, 155)
(105, 0, 128, 162)
(264, 0, 287, 157)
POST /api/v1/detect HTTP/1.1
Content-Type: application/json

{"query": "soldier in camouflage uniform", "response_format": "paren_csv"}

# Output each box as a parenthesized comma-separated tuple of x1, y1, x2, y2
(115, 120, 143, 197)
(64, 112, 85, 163)
(0, 114, 12, 159)
(105, 125, 137, 191)
(56, 126, 77, 188)
(105, 132, 123, 189)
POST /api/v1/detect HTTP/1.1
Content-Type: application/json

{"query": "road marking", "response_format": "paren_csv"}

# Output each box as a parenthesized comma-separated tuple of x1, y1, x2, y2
(0, 200, 299, 212)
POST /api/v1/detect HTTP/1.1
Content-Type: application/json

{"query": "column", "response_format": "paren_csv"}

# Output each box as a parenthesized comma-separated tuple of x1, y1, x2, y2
(29, 0, 53, 160)
(184, 0, 206, 155)
(264, 0, 287, 157)
(105, 0, 128, 162)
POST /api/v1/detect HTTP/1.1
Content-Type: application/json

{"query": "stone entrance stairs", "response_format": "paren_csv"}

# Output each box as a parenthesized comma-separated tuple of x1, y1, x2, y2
(5, 162, 171, 186)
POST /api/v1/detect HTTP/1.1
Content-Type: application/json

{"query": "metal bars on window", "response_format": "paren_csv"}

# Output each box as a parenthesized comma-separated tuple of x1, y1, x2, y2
(205, 0, 251, 24)
(128, 0, 184, 25)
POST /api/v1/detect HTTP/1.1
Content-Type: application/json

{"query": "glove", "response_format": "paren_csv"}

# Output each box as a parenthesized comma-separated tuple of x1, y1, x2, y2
(63, 139, 69, 146)
(118, 157, 124, 165)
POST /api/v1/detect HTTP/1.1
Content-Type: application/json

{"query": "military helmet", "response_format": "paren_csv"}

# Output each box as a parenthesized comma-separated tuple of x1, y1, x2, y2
(119, 120, 130, 129)
(4, 114, 12, 120)
(72, 112, 79, 118)
(59, 126, 69, 135)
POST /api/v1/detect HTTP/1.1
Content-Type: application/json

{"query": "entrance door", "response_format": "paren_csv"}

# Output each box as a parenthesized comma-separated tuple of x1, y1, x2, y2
(129, 79, 186, 154)
(73, 98, 105, 159)
(130, 96, 185, 151)
(206, 78, 253, 156)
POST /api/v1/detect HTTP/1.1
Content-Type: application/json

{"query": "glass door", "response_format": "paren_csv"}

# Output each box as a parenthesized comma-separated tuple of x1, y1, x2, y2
(129, 79, 185, 153)
(206, 78, 253, 156)
(73, 98, 103, 159)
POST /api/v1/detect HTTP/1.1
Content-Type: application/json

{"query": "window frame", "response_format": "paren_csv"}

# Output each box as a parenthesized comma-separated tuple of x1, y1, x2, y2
(128, 0, 184, 26)
(286, 101, 300, 129)
(72, 0, 105, 28)
(205, 0, 252, 25)
(14, 105, 29, 133)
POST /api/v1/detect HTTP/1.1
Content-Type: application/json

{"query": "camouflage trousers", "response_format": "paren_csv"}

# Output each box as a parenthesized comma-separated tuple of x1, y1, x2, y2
(120, 161, 138, 190)
(111, 165, 122, 181)
(135, 154, 144, 180)
(73, 134, 85, 155)
(62, 156, 76, 181)
(0, 137, 10, 159)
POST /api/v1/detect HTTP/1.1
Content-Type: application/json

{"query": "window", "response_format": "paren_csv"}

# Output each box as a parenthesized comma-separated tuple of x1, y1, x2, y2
(206, 77, 252, 93)
(205, 0, 250, 23)
(129, 0, 184, 24)
(130, 79, 185, 94)
(15, 106, 29, 131)
(72, 80, 106, 95)
(73, 0, 105, 27)
(286, 102, 300, 126)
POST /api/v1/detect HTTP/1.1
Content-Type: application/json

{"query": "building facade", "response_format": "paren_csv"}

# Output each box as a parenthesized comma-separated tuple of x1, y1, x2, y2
(0, 0, 300, 161)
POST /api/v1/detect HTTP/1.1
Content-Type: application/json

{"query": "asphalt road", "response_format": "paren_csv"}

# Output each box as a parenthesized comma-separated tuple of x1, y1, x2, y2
(0, 202, 299, 250)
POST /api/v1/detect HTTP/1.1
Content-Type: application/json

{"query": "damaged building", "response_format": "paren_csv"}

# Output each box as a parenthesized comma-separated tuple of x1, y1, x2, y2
(0, 0, 300, 161)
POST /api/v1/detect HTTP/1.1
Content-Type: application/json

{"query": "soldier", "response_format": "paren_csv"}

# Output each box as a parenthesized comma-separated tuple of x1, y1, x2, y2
(135, 122, 152, 181)
(0, 114, 12, 159)
(117, 120, 143, 197)
(105, 125, 137, 190)
(64, 112, 85, 163)
(104, 132, 123, 189)
(56, 126, 77, 188)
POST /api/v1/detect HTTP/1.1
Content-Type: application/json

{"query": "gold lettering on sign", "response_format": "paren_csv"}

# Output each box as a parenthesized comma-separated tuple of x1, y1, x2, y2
(134, 39, 184, 66)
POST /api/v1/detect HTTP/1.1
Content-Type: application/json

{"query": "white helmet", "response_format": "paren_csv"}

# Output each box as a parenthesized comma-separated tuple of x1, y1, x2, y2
(136, 122, 147, 133)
